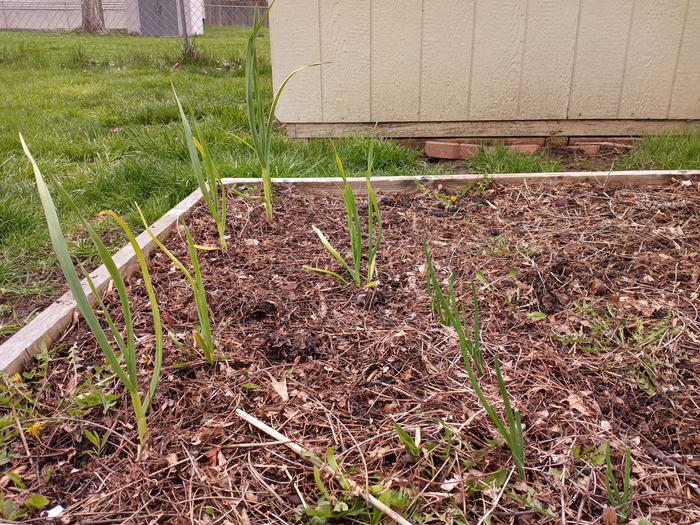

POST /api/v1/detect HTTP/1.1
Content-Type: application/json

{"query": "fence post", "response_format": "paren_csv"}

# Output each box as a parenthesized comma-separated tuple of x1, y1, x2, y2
(0, 0, 8, 30)
(177, 0, 190, 52)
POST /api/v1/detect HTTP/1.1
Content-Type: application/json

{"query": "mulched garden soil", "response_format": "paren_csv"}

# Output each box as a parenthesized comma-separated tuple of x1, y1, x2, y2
(3, 180, 699, 524)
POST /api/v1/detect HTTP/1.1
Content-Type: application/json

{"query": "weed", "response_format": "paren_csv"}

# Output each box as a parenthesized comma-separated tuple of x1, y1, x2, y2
(0, 492, 49, 520)
(82, 428, 111, 456)
(0, 321, 18, 338)
(305, 448, 412, 524)
(558, 302, 679, 395)
(23, 135, 163, 448)
(393, 421, 421, 460)
(306, 147, 382, 287)
(138, 208, 217, 364)
(416, 175, 493, 208)
(605, 442, 632, 519)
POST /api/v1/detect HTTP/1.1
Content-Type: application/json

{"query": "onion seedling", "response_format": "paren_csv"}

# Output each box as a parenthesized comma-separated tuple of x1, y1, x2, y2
(242, 1, 324, 221)
(423, 244, 523, 478)
(423, 242, 484, 374)
(467, 356, 525, 479)
(605, 442, 632, 518)
(173, 86, 228, 250)
(305, 146, 382, 287)
(22, 135, 163, 449)
(137, 206, 216, 364)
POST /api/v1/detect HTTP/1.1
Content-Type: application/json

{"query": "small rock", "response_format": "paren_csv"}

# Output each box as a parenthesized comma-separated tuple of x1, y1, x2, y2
(555, 197, 569, 208)
(590, 277, 607, 296)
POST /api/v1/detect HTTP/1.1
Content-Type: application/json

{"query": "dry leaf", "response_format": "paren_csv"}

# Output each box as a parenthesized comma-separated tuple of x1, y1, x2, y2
(268, 373, 289, 402)
(567, 394, 589, 416)
(440, 475, 460, 492)
(603, 506, 618, 525)
(205, 446, 220, 467)
(166, 453, 179, 468)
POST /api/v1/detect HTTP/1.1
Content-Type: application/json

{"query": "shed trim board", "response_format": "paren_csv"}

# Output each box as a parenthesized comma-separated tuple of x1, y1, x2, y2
(268, 0, 700, 137)
(285, 119, 700, 139)
(2, 169, 700, 375)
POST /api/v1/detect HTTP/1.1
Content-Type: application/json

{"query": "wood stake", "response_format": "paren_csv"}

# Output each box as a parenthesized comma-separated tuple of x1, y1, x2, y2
(235, 408, 415, 525)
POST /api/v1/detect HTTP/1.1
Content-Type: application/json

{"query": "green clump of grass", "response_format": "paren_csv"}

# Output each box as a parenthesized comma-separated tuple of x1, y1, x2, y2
(467, 145, 561, 174)
(619, 130, 700, 170)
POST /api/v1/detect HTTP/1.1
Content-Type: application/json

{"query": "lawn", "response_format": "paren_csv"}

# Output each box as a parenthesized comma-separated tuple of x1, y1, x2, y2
(0, 26, 442, 326)
(0, 26, 698, 330)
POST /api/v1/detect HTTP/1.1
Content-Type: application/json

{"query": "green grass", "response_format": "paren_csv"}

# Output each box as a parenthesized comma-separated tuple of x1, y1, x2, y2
(467, 145, 562, 174)
(617, 130, 700, 170)
(0, 27, 440, 320)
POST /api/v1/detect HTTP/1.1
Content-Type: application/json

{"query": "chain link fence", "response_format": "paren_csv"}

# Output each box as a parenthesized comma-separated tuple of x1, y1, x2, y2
(0, 0, 266, 48)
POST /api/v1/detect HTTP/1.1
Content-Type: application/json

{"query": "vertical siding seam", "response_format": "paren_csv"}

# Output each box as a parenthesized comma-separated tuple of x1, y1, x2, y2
(369, 0, 373, 122)
(565, 0, 583, 119)
(616, 0, 635, 118)
(63, 0, 71, 28)
(666, 0, 690, 118)
(467, 0, 476, 120)
(317, 0, 324, 122)
(417, 0, 424, 120)
(516, 0, 529, 118)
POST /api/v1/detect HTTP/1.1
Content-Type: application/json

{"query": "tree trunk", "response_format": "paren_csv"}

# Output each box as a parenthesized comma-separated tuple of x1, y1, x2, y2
(81, 0, 106, 33)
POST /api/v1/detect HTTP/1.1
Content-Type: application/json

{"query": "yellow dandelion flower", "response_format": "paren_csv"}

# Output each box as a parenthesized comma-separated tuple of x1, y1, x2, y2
(26, 422, 46, 439)
(12, 373, 21, 382)
(450, 195, 457, 203)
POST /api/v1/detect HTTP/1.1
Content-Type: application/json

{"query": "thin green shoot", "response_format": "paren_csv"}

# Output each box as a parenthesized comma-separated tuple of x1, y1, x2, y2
(422, 244, 523, 478)
(423, 242, 484, 373)
(305, 146, 382, 288)
(243, 1, 325, 221)
(466, 357, 525, 480)
(172, 86, 228, 250)
(137, 206, 216, 364)
(605, 442, 632, 518)
(82, 428, 111, 456)
(22, 134, 163, 449)
(393, 421, 421, 459)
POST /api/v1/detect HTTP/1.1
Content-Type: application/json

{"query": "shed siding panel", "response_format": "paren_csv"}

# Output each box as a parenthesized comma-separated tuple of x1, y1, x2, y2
(319, 0, 371, 122)
(518, 0, 579, 119)
(269, 0, 322, 122)
(370, 0, 422, 121)
(669, 1, 700, 119)
(469, 0, 526, 120)
(419, 0, 473, 121)
(618, 0, 686, 118)
(568, 0, 633, 118)
(268, 0, 700, 125)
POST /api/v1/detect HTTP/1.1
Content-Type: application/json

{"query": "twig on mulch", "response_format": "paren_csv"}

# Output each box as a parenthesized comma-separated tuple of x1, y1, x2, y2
(235, 408, 416, 525)
(643, 444, 700, 479)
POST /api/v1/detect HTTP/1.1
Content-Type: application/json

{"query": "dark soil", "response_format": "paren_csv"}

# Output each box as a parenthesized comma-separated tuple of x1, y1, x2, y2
(548, 144, 632, 171)
(2, 181, 699, 524)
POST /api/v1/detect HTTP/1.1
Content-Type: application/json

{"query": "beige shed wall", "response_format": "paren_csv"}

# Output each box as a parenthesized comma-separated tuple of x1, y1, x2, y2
(269, 0, 700, 124)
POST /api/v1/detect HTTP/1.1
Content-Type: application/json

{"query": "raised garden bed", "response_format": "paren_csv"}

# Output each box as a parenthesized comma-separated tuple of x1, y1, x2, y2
(1, 174, 699, 523)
